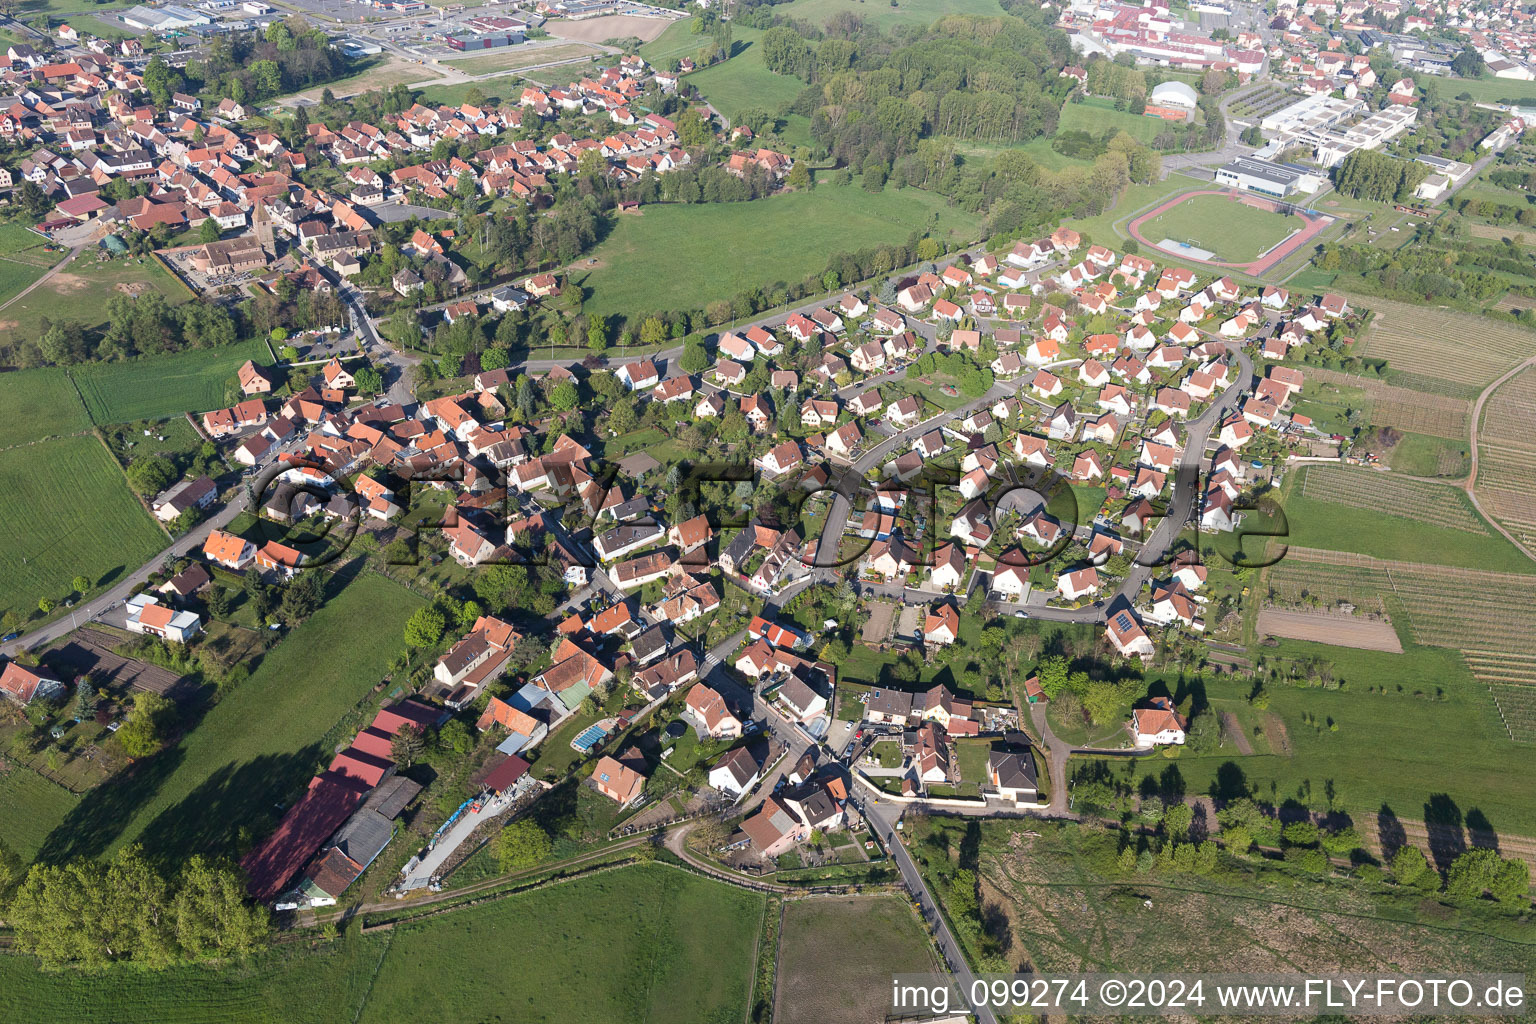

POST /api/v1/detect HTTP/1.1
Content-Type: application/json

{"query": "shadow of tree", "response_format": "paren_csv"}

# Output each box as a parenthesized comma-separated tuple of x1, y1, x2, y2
(1376, 803, 1408, 863)
(132, 746, 327, 868)
(1423, 793, 1466, 872)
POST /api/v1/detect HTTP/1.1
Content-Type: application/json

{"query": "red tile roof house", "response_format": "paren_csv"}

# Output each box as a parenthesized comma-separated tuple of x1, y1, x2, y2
(684, 682, 743, 740)
(592, 753, 646, 805)
(0, 663, 66, 705)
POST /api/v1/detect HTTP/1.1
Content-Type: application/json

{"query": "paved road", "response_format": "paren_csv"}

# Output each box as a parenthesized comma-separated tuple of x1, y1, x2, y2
(854, 782, 1000, 1024)
(1, 485, 253, 660)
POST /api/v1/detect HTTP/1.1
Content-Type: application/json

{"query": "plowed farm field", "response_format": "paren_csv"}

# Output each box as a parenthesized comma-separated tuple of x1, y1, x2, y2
(1256, 608, 1403, 651)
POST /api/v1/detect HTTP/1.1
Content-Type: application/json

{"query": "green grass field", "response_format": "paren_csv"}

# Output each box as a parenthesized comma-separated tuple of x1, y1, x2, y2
(0, 768, 79, 863)
(1437, 75, 1536, 104)
(1138, 193, 1300, 262)
(0, 864, 762, 1023)
(583, 184, 980, 316)
(415, 73, 526, 107)
(0, 365, 91, 447)
(776, 0, 1005, 29)
(1388, 432, 1471, 478)
(33, 572, 423, 866)
(361, 865, 762, 1023)
(0, 223, 65, 305)
(0, 254, 190, 345)
(776, 895, 939, 1024)
(0, 435, 166, 619)
(1277, 469, 1532, 572)
(1132, 639, 1536, 835)
(685, 27, 806, 121)
(71, 341, 270, 423)
(1057, 96, 1166, 144)
(639, 18, 713, 65)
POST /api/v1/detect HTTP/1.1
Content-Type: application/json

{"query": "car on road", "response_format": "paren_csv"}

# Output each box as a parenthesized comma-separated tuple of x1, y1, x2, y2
(1013, 611, 1029, 619)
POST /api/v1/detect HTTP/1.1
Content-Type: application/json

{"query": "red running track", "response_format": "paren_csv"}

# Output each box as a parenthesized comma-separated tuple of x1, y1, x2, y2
(1126, 188, 1334, 277)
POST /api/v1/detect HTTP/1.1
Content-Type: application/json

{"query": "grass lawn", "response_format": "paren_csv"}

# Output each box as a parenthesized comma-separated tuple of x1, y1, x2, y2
(639, 18, 706, 65)
(359, 864, 762, 1024)
(0, 254, 190, 345)
(0, 434, 166, 619)
(0, 768, 80, 863)
(1277, 470, 1532, 573)
(0, 929, 386, 1024)
(953, 735, 992, 794)
(0, 223, 65, 304)
(70, 340, 271, 423)
(442, 41, 599, 74)
(32, 571, 423, 866)
(0, 860, 759, 1023)
(0, 365, 91, 447)
(582, 184, 980, 317)
(415, 74, 526, 107)
(685, 27, 806, 121)
(1137, 193, 1301, 263)
(1435, 75, 1536, 104)
(1057, 96, 1165, 144)
(775, 895, 940, 1024)
(1133, 639, 1536, 835)
(1388, 432, 1471, 478)
(776, 0, 1004, 28)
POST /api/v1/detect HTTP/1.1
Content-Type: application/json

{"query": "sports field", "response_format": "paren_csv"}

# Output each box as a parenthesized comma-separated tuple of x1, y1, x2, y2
(0, 435, 166, 619)
(776, 895, 941, 1024)
(1354, 296, 1536, 395)
(33, 572, 423, 866)
(1136, 192, 1300, 263)
(582, 184, 980, 316)
(71, 340, 270, 423)
(0, 864, 761, 1023)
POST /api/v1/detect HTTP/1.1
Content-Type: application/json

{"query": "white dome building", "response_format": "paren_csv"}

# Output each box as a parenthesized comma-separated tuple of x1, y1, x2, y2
(1148, 80, 1200, 119)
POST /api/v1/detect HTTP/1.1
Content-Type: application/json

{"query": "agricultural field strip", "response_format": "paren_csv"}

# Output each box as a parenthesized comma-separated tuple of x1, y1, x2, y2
(1473, 366, 1536, 546)
(1266, 548, 1536, 741)
(1354, 296, 1536, 388)
(1299, 465, 1488, 534)
(1301, 366, 1470, 439)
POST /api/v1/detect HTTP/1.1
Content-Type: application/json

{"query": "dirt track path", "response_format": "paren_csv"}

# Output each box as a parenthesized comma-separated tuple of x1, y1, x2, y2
(0, 244, 81, 314)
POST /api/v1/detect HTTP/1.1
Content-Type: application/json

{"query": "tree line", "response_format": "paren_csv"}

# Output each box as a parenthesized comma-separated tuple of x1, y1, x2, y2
(2, 842, 269, 968)
(1331, 149, 1429, 204)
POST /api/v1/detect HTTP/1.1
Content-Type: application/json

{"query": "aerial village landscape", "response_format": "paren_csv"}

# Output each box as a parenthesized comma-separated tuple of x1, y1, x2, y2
(0, 0, 1534, 1017)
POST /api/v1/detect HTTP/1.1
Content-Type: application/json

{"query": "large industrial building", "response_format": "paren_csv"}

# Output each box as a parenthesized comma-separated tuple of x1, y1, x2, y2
(1215, 157, 1325, 198)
